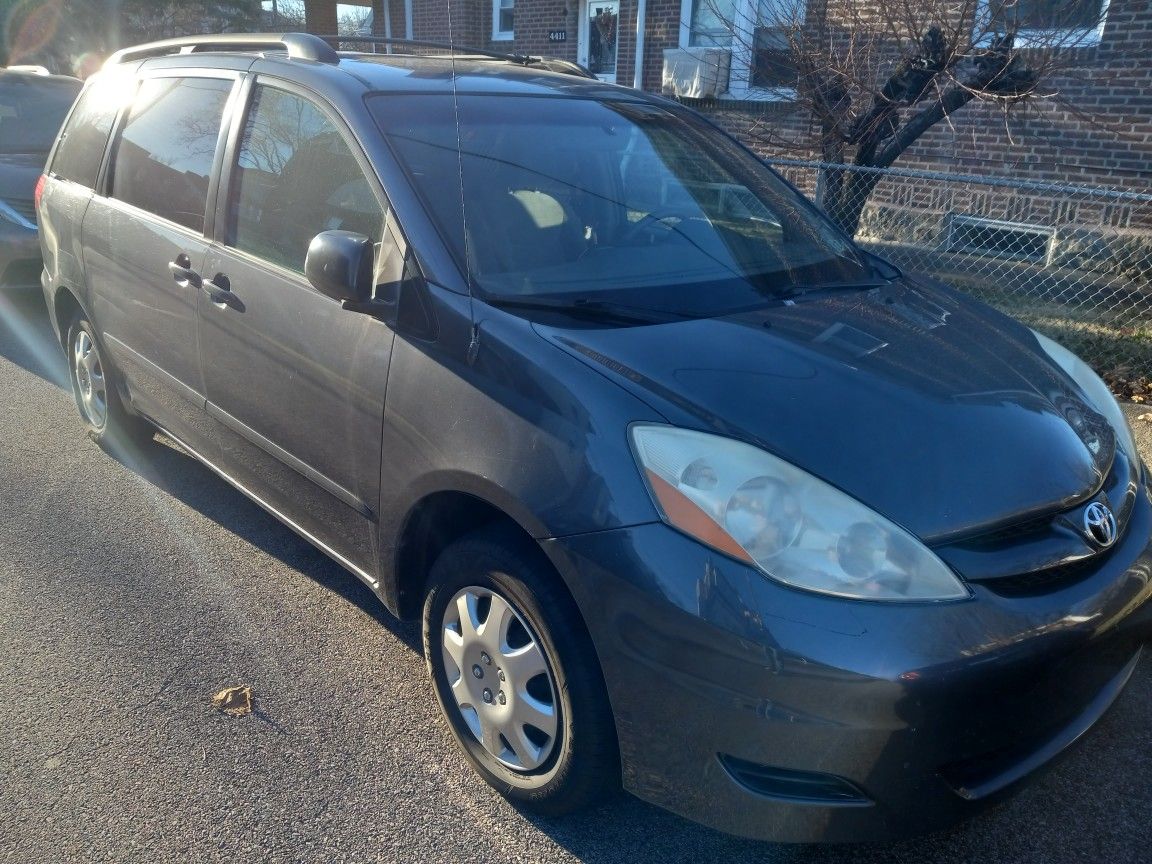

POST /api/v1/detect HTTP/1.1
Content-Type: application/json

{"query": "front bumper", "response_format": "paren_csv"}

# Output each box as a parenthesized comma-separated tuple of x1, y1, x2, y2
(542, 484, 1152, 843)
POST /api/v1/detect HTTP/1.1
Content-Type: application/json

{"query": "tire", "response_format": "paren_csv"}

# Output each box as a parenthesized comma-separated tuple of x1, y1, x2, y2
(423, 526, 619, 816)
(66, 315, 151, 447)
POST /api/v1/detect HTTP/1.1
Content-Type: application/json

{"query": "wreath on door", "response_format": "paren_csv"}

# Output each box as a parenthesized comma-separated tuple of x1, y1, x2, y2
(594, 8, 617, 48)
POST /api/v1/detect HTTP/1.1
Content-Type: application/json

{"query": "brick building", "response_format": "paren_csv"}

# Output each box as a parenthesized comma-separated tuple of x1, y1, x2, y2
(304, 0, 1152, 195)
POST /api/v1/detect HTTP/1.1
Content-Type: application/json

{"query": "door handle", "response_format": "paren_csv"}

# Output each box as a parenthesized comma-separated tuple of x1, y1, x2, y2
(168, 255, 201, 289)
(203, 274, 240, 309)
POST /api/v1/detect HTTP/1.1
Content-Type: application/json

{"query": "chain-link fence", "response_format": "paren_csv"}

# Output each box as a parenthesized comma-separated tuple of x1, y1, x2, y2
(766, 159, 1152, 385)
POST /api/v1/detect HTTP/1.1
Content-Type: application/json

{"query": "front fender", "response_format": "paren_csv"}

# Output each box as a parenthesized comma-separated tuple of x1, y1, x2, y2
(374, 285, 667, 605)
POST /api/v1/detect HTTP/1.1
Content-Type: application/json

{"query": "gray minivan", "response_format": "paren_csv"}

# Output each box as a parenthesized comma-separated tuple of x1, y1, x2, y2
(38, 33, 1152, 843)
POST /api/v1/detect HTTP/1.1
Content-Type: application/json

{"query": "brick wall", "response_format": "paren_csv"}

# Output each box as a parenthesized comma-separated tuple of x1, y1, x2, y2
(312, 0, 1152, 191)
(411, 0, 481, 44)
(680, 0, 1152, 193)
(490, 0, 580, 63)
(638, 0, 681, 90)
(406, 0, 631, 77)
(305, 0, 339, 34)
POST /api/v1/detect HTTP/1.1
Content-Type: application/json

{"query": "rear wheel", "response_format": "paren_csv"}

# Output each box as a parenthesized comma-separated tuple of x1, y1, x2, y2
(423, 527, 618, 815)
(67, 315, 150, 447)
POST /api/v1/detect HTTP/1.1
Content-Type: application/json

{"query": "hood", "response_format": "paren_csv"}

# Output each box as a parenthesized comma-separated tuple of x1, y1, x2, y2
(535, 279, 1114, 542)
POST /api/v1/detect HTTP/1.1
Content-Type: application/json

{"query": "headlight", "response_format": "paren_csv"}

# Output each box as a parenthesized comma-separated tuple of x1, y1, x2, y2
(1033, 331, 1137, 461)
(630, 425, 969, 602)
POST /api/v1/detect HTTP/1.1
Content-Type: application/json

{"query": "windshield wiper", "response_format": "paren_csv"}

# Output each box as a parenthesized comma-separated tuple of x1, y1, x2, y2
(862, 249, 903, 281)
(770, 278, 896, 300)
(485, 295, 689, 325)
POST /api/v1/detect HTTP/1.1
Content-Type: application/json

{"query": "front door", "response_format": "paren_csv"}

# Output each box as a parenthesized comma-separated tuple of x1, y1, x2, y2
(199, 80, 399, 574)
(577, 0, 619, 83)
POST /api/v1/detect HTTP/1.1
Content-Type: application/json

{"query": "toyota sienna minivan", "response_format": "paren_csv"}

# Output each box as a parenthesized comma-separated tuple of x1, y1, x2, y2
(37, 32, 1152, 843)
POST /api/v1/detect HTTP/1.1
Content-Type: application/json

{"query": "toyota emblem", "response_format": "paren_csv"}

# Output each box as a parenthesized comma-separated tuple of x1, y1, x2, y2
(1083, 502, 1118, 547)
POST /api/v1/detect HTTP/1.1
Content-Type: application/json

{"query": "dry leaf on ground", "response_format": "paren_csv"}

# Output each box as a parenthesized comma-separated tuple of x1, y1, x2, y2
(1103, 371, 1152, 403)
(211, 685, 253, 717)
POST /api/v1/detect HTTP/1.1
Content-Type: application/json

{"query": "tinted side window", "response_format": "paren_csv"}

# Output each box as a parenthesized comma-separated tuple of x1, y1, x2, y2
(110, 77, 233, 232)
(49, 77, 122, 188)
(231, 86, 383, 273)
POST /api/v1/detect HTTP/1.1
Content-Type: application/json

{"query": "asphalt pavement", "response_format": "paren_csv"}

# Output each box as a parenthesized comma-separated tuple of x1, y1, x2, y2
(1, 287, 1149, 863)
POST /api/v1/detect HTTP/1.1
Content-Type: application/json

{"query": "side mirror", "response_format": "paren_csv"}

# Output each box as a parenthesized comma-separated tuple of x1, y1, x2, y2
(305, 230, 373, 304)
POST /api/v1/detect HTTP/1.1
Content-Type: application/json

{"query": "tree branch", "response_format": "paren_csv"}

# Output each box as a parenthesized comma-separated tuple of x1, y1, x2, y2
(873, 33, 1038, 167)
(874, 82, 977, 166)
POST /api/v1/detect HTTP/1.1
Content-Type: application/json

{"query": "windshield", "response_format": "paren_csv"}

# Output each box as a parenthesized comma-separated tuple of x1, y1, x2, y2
(370, 93, 872, 318)
(0, 76, 80, 154)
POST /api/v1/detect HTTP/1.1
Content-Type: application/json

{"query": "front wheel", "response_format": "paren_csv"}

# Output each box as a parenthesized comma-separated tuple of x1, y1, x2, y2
(423, 527, 618, 815)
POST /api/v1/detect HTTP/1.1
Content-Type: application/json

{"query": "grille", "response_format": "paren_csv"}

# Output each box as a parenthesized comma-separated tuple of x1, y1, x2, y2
(983, 557, 1101, 597)
(948, 449, 1135, 594)
(956, 513, 1055, 547)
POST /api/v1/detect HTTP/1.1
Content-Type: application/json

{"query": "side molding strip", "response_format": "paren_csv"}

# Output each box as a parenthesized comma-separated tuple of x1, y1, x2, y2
(205, 401, 375, 521)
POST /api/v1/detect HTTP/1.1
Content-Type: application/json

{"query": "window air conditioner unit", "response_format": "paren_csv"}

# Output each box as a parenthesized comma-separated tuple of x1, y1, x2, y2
(662, 48, 730, 99)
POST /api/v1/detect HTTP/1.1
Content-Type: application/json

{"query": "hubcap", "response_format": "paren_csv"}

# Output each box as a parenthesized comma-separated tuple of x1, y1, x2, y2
(441, 586, 559, 772)
(72, 330, 107, 429)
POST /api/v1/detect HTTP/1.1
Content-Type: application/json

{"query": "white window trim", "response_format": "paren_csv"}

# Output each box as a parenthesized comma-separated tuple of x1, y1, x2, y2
(677, 0, 800, 101)
(492, 0, 514, 41)
(973, 0, 1110, 49)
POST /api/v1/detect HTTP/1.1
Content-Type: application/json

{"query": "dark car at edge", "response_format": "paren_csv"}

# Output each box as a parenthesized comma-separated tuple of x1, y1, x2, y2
(0, 67, 80, 290)
(35, 33, 1152, 843)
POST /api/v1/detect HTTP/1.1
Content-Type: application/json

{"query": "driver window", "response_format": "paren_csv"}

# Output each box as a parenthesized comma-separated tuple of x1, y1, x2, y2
(230, 85, 384, 274)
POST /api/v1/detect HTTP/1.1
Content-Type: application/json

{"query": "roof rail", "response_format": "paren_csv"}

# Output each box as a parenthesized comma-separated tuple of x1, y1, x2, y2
(106, 33, 339, 66)
(317, 35, 536, 65)
(317, 35, 597, 78)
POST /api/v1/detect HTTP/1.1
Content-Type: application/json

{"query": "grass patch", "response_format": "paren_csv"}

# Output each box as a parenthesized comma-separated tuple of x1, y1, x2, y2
(944, 277, 1152, 378)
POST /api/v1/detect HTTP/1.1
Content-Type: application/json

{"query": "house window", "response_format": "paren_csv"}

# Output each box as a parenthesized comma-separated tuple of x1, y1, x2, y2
(687, 0, 736, 46)
(979, 0, 1109, 46)
(493, 0, 514, 40)
(681, 0, 802, 99)
(751, 26, 797, 89)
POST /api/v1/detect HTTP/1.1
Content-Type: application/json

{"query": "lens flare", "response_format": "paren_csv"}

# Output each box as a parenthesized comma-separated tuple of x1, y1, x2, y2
(72, 50, 104, 79)
(5, 0, 65, 65)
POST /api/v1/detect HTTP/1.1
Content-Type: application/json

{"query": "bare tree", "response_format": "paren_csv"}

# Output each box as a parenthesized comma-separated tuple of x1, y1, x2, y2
(119, 0, 261, 43)
(338, 4, 374, 35)
(688, 0, 1108, 234)
(260, 0, 371, 36)
(264, 0, 308, 30)
(0, 0, 262, 70)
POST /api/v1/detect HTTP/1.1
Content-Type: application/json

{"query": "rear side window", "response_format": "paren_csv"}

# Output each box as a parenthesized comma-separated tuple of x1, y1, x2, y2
(229, 85, 384, 273)
(110, 76, 233, 233)
(49, 77, 122, 188)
